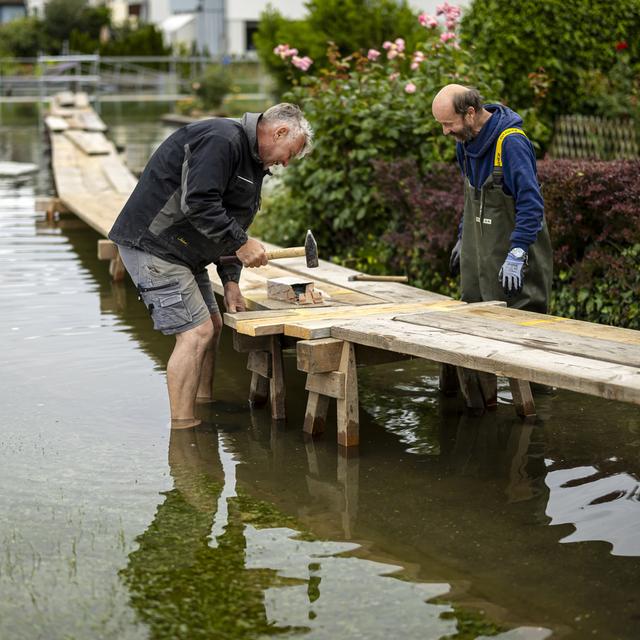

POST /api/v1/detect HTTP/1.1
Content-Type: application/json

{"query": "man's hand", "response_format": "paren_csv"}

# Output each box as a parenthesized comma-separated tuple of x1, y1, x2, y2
(223, 281, 246, 313)
(499, 248, 527, 296)
(236, 237, 267, 268)
(449, 238, 461, 276)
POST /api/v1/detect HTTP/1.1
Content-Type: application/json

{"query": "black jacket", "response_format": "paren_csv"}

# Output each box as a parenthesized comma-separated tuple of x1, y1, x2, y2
(108, 113, 266, 283)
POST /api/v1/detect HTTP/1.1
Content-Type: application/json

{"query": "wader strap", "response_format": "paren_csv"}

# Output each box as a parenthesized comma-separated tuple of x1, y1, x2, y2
(492, 127, 528, 186)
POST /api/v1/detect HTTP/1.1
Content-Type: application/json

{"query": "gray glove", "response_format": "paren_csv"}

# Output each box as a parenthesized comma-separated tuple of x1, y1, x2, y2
(499, 248, 527, 295)
(449, 238, 461, 277)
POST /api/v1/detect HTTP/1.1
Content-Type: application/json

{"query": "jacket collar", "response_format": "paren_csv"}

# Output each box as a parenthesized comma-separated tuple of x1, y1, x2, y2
(241, 112, 263, 165)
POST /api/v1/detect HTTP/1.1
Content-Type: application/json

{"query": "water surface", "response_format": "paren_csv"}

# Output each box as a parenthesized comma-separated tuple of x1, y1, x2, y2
(0, 104, 639, 640)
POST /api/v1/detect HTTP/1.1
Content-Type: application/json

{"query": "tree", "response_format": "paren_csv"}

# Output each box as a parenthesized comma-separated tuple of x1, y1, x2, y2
(43, 0, 110, 52)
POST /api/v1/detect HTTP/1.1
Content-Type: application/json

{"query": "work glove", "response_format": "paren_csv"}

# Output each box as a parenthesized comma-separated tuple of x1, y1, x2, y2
(499, 248, 527, 296)
(449, 238, 461, 277)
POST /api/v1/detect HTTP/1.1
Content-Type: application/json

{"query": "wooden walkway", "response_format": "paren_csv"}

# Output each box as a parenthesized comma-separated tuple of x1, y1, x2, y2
(44, 93, 640, 448)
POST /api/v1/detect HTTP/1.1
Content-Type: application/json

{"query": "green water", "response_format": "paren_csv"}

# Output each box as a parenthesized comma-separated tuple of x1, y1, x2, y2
(0, 104, 638, 640)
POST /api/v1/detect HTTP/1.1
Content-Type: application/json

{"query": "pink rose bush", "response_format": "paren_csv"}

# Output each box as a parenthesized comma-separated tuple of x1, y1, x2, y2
(274, 43, 313, 72)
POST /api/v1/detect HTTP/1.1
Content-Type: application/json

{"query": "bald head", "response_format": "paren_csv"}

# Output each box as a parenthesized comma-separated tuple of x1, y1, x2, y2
(432, 84, 470, 121)
(432, 84, 489, 142)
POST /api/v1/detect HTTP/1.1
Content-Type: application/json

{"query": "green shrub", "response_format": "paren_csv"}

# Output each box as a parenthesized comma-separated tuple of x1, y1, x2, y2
(256, 11, 500, 270)
(194, 65, 233, 110)
(460, 0, 640, 136)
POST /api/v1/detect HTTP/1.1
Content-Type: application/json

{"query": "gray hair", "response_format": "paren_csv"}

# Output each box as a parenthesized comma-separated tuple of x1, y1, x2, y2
(262, 103, 314, 157)
(452, 88, 483, 116)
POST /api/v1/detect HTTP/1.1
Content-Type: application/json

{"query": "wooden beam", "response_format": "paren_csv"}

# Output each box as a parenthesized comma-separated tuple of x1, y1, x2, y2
(249, 372, 269, 407)
(305, 371, 345, 399)
(97, 239, 118, 260)
(247, 350, 271, 378)
(297, 338, 344, 373)
(232, 332, 272, 353)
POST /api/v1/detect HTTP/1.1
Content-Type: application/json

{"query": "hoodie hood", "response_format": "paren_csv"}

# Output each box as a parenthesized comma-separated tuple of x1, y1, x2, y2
(241, 112, 263, 165)
(463, 103, 523, 159)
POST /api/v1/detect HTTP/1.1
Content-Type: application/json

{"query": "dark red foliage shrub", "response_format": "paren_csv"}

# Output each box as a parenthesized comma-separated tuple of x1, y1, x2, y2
(373, 157, 640, 327)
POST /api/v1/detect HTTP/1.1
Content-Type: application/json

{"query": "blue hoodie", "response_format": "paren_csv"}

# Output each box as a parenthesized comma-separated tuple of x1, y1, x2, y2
(455, 104, 544, 251)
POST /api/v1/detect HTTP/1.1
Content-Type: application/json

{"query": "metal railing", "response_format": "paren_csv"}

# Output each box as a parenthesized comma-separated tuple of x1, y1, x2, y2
(0, 54, 270, 103)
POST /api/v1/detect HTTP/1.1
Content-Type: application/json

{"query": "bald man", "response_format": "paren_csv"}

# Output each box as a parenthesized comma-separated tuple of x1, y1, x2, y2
(432, 84, 552, 313)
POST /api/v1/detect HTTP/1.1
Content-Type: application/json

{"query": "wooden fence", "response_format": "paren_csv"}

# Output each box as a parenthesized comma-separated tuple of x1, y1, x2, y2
(549, 115, 639, 160)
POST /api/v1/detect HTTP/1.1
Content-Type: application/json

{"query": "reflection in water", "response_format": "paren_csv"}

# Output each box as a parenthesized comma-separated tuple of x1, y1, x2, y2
(546, 466, 640, 556)
(121, 421, 552, 639)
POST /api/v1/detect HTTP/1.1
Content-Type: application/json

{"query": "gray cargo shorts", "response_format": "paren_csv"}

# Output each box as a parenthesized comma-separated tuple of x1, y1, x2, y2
(117, 245, 219, 335)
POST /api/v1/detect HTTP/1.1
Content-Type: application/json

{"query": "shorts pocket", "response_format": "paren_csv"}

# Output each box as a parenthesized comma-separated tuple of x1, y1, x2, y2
(138, 280, 193, 332)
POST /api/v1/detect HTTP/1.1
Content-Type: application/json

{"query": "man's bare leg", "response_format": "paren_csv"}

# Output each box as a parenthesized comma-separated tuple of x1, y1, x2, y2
(196, 313, 223, 402)
(167, 320, 215, 429)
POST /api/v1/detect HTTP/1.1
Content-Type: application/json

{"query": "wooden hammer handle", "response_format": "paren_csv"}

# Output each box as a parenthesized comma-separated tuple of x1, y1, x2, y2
(219, 246, 305, 265)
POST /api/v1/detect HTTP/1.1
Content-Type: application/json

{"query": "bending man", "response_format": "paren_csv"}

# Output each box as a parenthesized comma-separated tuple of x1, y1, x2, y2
(109, 104, 313, 428)
(432, 84, 552, 312)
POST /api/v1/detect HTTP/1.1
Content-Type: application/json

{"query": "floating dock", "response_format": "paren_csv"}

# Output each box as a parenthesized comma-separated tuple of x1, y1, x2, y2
(43, 93, 640, 447)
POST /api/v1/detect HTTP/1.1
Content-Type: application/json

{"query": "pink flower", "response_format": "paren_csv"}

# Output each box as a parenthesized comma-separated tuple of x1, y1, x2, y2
(273, 44, 298, 59)
(389, 72, 400, 81)
(395, 38, 405, 52)
(404, 82, 417, 94)
(418, 12, 438, 28)
(291, 55, 313, 71)
(410, 51, 426, 70)
(367, 48, 381, 61)
(387, 49, 398, 60)
(440, 31, 457, 44)
(382, 41, 393, 50)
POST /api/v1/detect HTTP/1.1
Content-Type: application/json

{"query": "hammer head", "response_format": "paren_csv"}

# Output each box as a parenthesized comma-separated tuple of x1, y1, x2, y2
(305, 229, 319, 268)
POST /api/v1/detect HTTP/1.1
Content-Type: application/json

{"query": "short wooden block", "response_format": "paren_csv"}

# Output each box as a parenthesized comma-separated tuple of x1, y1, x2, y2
(297, 338, 344, 373)
(98, 239, 118, 260)
(267, 276, 323, 305)
(306, 371, 345, 399)
(247, 350, 271, 378)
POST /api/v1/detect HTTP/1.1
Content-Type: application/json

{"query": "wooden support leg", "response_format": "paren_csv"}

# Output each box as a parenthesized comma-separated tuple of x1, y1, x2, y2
(336, 342, 359, 448)
(109, 252, 126, 282)
(439, 363, 459, 396)
(270, 335, 286, 420)
(456, 367, 485, 415)
(249, 371, 270, 407)
(477, 372, 498, 409)
(303, 391, 330, 435)
(509, 378, 536, 418)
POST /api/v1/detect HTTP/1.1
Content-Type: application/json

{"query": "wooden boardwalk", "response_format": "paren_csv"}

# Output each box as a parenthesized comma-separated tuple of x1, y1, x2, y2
(44, 93, 640, 448)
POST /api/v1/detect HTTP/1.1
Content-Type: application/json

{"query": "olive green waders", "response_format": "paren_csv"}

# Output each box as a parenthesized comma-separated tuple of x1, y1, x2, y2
(460, 129, 553, 313)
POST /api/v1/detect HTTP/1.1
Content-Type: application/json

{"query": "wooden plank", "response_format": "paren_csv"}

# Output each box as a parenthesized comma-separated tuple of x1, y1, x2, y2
(232, 332, 272, 353)
(260, 240, 450, 304)
(330, 318, 640, 406)
(74, 92, 90, 108)
(77, 110, 107, 132)
(249, 372, 269, 407)
(227, 300, 464, 337)
(464, 305, 640, 346)
(396, 308, 640, 368)
(63, 130, 112, 155)
(101, 157, 137, 195)
(45, 115, 69, 132)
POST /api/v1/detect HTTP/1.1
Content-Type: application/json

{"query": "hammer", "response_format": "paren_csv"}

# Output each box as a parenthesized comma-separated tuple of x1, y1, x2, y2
(218, 229, 319, 268)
